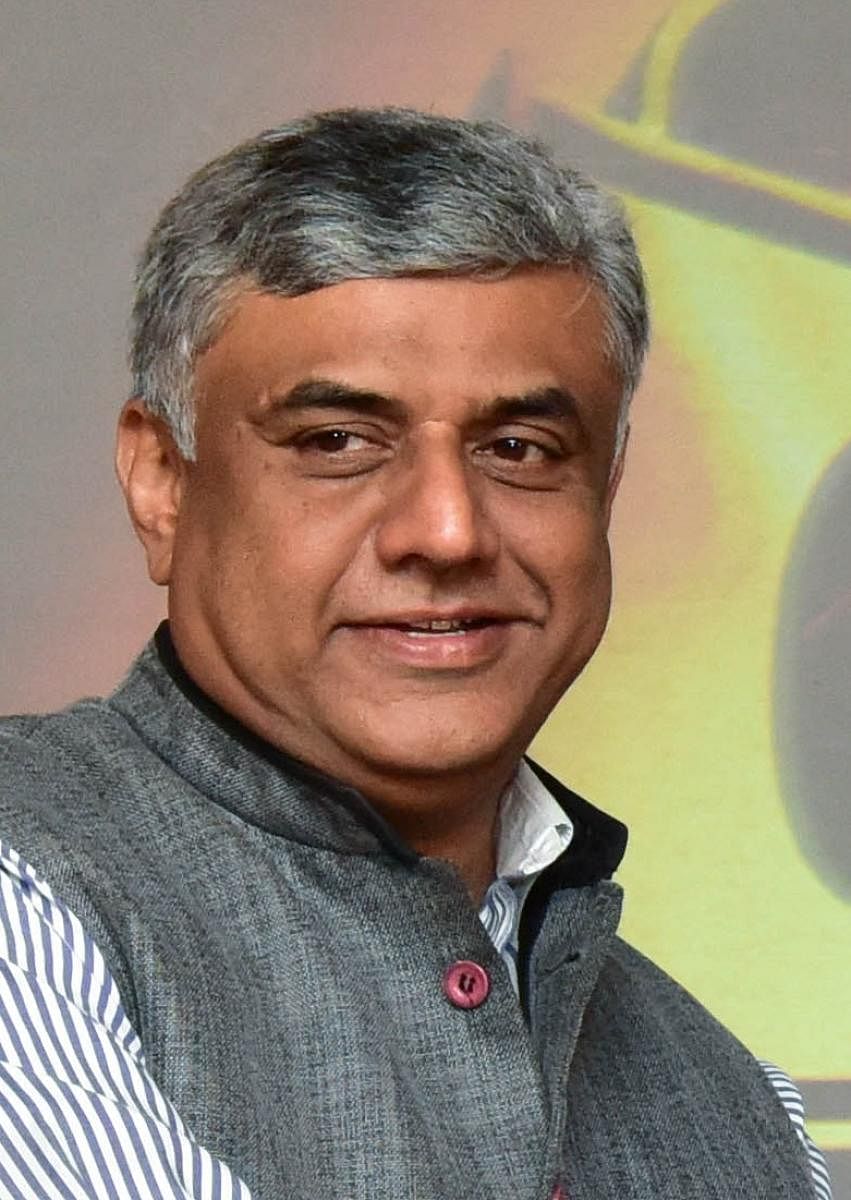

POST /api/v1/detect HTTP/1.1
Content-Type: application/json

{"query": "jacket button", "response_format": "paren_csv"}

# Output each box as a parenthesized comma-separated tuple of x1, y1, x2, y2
(550, 1186, 566, 1200)
(442, 960, 491, 1009)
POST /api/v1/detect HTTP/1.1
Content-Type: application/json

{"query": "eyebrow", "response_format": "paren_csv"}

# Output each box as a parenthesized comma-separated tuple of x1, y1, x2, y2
(261, 378, 581, 425)
(486, 387, 580, 424)
(261, 379, 406, 421)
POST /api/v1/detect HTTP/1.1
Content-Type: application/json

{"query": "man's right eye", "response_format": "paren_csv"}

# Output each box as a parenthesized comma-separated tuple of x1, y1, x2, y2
(289, 426, 392, 477)
(297, 429, 367, 453)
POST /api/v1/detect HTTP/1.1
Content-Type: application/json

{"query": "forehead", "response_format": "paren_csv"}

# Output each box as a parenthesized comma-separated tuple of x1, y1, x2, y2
(194, 269, 621, 424)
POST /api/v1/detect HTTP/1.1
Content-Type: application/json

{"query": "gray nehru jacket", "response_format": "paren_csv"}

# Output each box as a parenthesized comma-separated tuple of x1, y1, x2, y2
(0, 628, 816, 1199)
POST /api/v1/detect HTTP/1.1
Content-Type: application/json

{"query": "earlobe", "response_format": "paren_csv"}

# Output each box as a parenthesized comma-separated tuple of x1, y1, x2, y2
(115, 400, 185, 585)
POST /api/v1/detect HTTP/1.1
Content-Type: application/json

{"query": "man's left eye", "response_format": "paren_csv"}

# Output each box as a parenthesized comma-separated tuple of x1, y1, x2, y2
(485, 437, 553, 463)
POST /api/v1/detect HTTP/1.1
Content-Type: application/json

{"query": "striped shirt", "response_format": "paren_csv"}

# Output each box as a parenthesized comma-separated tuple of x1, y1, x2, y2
(0, 843, 251, 1199)
(0, 766, 831, 1199)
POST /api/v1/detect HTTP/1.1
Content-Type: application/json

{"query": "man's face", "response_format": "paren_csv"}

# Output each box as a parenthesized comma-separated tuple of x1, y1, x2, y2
(154, 269, 625, 789)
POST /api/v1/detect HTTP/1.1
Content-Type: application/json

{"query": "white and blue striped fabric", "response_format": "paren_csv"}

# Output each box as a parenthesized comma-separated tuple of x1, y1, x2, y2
(0, 843, 253, 1200)
(757, 1061, 833, 1200)
(0, 791, 832, 1200)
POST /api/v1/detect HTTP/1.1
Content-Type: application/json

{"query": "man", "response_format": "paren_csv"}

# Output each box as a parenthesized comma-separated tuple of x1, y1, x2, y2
(0, 108, 829, 1199)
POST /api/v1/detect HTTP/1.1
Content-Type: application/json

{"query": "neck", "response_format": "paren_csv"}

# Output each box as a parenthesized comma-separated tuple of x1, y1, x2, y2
(273, 746, 510, 904)
(364, 769, 505, 905)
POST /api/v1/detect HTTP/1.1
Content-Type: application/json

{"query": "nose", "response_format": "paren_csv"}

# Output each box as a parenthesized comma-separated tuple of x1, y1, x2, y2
(374, 427, 499, 572)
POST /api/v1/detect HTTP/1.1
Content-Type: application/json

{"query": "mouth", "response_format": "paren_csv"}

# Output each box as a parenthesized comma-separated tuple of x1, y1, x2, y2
(378, 616, 505, 636)
(339, 613, 525, 670)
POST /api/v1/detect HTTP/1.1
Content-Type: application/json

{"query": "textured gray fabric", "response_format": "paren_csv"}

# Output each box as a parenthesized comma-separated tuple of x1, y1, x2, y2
(0, 637, 816, 1199)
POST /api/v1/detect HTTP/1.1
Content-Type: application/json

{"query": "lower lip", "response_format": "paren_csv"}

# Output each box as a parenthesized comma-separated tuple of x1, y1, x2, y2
(343, 623, 517, 670)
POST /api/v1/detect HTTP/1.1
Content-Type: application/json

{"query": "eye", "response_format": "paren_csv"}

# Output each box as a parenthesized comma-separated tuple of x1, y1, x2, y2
(297, 429, 370, 454)
(473, 430, 570, 489)
(487, 437, 551, 463)
(290, 425, 392, 477)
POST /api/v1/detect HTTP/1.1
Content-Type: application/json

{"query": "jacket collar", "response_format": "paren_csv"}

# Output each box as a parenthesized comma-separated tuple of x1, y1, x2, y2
(108, 621, 626, 881)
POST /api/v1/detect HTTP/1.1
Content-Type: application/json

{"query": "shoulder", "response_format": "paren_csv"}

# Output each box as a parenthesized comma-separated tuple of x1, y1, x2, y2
(0, 695, 129, 764)
(0, 701, 118, 869)
(601, 937, 755, 1050)
(603, 940, 825, 1160)
(591, 938, 792, 1107)
(0, 703, 144, 1021)
(0, 697, 140, 824)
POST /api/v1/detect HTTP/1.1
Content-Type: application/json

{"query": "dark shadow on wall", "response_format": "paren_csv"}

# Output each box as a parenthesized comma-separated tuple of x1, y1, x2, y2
(774, 440, 851, 905)
(773, 442, 851, 1186)
(475, 0, 851, 263)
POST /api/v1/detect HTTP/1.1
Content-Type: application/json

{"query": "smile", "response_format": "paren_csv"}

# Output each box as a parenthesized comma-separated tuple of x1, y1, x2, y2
(341, 616, 521, 670)
(387, 618, 495, 635)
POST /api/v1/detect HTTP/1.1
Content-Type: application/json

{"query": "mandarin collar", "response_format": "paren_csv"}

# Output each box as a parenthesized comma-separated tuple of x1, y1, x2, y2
(107, 622, 626, 881)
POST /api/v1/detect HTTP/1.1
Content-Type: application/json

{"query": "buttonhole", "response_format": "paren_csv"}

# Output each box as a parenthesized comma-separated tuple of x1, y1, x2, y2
(540, 948, 583, 979)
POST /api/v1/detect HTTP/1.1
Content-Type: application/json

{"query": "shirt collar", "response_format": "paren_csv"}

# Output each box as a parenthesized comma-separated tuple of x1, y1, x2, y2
(496, 761, 574, 881)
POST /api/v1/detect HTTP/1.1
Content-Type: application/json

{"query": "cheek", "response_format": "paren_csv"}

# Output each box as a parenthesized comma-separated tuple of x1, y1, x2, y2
(199, 488, 363, 636)
(509, 496, 612, 591)
(551, 540, 613, 627)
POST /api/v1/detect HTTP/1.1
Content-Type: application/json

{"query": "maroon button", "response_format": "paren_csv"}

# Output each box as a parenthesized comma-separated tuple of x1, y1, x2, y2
(442, 960, 491, 1009)
(550, 1185, 567, 1200)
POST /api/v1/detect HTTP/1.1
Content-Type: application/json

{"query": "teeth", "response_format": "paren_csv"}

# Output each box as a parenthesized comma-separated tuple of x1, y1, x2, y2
(408, 619, 471, 632)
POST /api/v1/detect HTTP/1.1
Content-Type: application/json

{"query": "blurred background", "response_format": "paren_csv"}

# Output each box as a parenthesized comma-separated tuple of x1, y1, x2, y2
(2, 0, 849, 1187)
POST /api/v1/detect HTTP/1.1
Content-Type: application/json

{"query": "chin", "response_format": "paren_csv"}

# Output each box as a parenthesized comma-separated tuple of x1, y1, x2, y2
(340, 709, 526, 780)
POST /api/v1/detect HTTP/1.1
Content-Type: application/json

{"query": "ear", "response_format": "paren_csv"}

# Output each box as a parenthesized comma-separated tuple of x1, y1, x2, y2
(115, 400, 186, 585)
(603, 422, 630, 528)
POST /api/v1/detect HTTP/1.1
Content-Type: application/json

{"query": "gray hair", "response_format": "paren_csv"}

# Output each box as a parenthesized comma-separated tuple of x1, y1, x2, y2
(131, 107, 649, 458)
